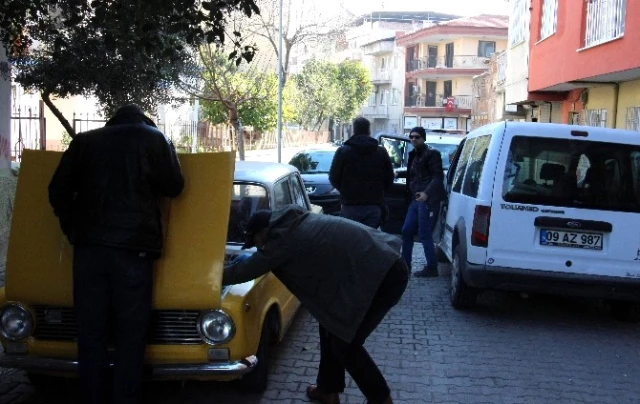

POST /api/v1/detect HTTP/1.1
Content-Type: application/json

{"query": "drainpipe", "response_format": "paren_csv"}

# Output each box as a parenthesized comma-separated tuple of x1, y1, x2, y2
(544, 101, 552, 123)
(612, 83, 619, 128)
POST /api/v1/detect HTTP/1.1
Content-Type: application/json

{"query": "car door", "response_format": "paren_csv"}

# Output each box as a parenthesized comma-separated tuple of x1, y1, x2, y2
(378, 135, 411, 234)
(435, 138, 466, 248)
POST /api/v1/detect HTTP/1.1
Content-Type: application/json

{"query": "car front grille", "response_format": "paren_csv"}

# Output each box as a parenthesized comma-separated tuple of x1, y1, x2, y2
(32, 306, 203, 345)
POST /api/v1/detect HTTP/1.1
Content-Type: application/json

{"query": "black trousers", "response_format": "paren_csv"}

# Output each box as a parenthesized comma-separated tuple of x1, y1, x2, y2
(316, 259, 409, 402)
(73, 244, 154, 404)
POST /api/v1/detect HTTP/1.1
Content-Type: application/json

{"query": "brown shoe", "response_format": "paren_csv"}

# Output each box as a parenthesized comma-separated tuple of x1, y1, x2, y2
(306, 384, 340, 404)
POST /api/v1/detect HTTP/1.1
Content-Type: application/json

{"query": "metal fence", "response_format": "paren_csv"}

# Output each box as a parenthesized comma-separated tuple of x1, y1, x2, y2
(72, 112, 106, 134)
(11, 102, 45, 162)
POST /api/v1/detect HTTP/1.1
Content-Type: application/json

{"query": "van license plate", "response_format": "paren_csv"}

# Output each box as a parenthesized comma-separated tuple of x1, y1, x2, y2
(540, 229, 603, 250)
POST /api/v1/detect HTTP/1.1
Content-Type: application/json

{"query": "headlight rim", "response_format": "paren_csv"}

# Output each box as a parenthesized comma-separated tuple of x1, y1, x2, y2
(0, 302, 35, 341)
(197, 309, 236, 346)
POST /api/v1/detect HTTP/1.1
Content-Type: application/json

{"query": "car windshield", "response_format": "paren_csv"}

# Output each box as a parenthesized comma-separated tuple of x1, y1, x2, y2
(407, 141, 460, 170)
(227, 183, 270, 244)
(289, 150, 336, 174)
(502, 136, 640, 213)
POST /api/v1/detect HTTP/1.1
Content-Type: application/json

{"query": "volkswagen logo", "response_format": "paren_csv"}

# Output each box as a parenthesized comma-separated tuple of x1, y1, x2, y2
(566, 221, 581, 228)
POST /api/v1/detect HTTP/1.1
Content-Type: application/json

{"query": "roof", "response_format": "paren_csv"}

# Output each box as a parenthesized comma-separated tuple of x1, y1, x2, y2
(349, 11, 461, 26)
(234, 161, 297, 185)
(440, 14, 509, 29)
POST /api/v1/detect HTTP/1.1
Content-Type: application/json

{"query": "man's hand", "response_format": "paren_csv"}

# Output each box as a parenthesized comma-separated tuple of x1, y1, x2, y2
(414, 192, 428, 202)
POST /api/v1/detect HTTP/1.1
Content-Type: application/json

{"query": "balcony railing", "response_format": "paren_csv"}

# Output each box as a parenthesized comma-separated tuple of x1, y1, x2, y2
(584, 0, 626, 48)
(407, 55, 489, 72)
(405, 95, 472, 110)
(362, 105, 389, 117)
(496, 52, 507, 87)
(371, 70, 392, 82)
(363, 41, 394, 55)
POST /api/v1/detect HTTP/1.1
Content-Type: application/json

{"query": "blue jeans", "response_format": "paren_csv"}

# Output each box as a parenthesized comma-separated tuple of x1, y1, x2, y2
(401, 200, 437, 271)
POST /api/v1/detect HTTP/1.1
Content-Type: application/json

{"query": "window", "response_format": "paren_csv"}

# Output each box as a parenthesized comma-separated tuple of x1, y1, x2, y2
(452, 138, 476, 193)
(444, 81, 453, 98)
(380, 57, 387, 70)
(539, 0, 558, 40)
(509, 0, 528, 47)
(289, 150, 335, 174)
(273, 179, 293, 210)
(368, 92, 376, 106)
(290, 175, 308, 209)
(582, 109, 608, 127)
(626, 107, 640, 131)
(477, 41, 496, 58)
(227, 184, 269, 244)
(380, 137, 408, 168)
(502, 136, 640, 212)
(391, 88, 400, 105)
(462, 135, 491, 197)
(380, 90, 387, 105)
(584, 0, 626, 48)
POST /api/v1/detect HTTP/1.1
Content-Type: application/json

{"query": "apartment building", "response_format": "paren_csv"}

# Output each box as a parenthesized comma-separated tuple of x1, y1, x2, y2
(526, 0, 640, 130)
(397, 14, 508, 133)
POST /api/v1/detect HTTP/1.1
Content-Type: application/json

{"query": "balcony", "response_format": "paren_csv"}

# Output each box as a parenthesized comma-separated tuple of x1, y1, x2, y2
(407, 55, 489, 76)
(363, 40, 395, 56)
(362, 105, 389, 119)
(495, 52, 507, 91)
(371, 69, 392, 83)
(405, 95, 472, 112)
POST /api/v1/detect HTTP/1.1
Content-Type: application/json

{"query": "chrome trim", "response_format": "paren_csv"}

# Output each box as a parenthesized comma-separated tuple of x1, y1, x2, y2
(0, 302, 35, 341)
(0, 353, 258, 378)
(197, 310, 236, 346)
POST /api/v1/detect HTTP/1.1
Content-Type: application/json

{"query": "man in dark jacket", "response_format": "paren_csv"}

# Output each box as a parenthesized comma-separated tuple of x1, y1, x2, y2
(329, 117, 394, 228)
(48, 105, 184, 404)
(223, 205, 408, 404)
(401, 126, 445, 278)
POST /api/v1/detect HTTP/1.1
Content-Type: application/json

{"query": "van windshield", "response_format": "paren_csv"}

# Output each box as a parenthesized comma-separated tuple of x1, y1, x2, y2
(502, 136, 640, 213)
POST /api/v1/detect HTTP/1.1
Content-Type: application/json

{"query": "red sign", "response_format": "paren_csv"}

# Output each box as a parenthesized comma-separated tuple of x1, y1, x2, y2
(445, 97, 455, 112)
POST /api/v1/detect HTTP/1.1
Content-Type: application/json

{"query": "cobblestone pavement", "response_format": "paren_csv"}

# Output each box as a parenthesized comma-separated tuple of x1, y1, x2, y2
(2, 246, 640, 404)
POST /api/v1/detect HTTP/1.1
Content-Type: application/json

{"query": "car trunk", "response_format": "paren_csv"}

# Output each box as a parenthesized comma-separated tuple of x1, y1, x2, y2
(5, 150, 235, 310)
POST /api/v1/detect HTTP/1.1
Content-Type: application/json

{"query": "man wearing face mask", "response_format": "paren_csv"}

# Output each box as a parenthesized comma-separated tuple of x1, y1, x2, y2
(400, 126, 445, 278)
(223, 205, 408, 404)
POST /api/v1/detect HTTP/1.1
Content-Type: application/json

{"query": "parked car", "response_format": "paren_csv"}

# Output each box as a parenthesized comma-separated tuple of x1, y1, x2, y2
(0, 152, 309, 392)
(288, 145, 341, 215)
(437, 121, 640, 319)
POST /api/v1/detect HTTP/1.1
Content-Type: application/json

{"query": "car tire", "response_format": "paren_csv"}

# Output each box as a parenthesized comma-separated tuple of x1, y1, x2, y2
(610, 301, 639, 322)
(27, 373, 65, 392)
(450, 245, 478, 309)
(239, 312, 275, 392)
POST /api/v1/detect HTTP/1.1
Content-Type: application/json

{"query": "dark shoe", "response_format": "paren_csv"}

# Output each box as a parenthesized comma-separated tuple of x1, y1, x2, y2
(413, 267, 438, 278)
(307, 385, 340, 404)
(364, 396, 393, 404)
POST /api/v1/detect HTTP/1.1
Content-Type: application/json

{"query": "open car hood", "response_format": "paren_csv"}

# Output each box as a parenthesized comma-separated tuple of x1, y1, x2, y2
(5, 150, 235, 310)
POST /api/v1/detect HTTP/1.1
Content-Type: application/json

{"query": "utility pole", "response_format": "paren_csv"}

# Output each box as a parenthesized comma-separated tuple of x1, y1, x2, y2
(276, 0, 284, 163)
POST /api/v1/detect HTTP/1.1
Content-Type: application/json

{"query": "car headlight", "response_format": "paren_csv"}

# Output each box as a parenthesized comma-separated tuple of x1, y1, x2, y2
(0, 303, 34, 341)
(197, 310, 235, 345)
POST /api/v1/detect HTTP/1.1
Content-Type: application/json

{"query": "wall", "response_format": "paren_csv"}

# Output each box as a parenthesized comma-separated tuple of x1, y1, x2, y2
(583, 85, 618, 129)
(617, 79, 640, 130)
(529, 0, 640, 91)
(505, 42, 529, 104)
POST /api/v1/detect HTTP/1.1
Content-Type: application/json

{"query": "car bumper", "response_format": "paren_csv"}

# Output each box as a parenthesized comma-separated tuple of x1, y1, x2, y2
(0, 353, 257, 379)
(465, 263, 640, 301)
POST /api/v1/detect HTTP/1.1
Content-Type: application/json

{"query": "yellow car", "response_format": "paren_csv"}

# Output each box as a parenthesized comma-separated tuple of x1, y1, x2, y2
(0, 150, 307, 392)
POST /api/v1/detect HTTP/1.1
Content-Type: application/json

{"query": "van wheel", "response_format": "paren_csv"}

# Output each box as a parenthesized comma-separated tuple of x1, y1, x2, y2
(239, 313, 275, 392)
(450, 245, 478, 309)
(610, 301, 639, 322)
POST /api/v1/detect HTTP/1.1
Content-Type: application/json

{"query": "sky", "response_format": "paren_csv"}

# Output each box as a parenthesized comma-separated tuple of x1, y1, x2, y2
(341, 0, 510, 17)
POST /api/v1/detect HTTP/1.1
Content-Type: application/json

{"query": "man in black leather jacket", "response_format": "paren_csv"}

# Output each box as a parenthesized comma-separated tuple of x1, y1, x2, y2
(48, 105, 184, 404)
(329, 117, 394, 228)
(401, 126, 445, 278)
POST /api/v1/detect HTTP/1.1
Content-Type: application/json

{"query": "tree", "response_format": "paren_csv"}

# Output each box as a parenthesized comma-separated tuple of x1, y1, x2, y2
(289, 59, 371, 131)
(245, 0, 350, 85)
(197, 46, 277, 160)
(0, 0, 261, 137)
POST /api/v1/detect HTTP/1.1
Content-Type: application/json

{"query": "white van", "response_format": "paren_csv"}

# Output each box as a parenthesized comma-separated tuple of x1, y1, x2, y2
(437, 122, 640, 317)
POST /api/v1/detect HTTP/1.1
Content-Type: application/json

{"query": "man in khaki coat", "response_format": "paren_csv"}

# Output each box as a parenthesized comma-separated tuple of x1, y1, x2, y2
(223, 205, 408, 404)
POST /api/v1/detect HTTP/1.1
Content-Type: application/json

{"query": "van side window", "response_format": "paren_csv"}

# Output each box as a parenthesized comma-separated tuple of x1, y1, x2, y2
(462, 135, 491, 198)
(274, 179, 293, 210)
(452, 138, 476, 193)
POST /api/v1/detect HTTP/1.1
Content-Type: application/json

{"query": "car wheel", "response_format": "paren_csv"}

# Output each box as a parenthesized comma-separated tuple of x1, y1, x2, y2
(27, 373, 65, 392)
(450, 245, 478, 309)
(610, 301, 639, 322)
(239, 313, 275, 392)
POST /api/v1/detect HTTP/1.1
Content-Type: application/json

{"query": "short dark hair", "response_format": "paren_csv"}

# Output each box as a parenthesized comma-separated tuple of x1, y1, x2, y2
(410, 126, 426, 139)
(352, 117, 371, 136)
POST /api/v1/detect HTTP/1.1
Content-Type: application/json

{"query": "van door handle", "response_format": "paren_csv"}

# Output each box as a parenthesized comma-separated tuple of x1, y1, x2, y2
(533, 216, 612, 233)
